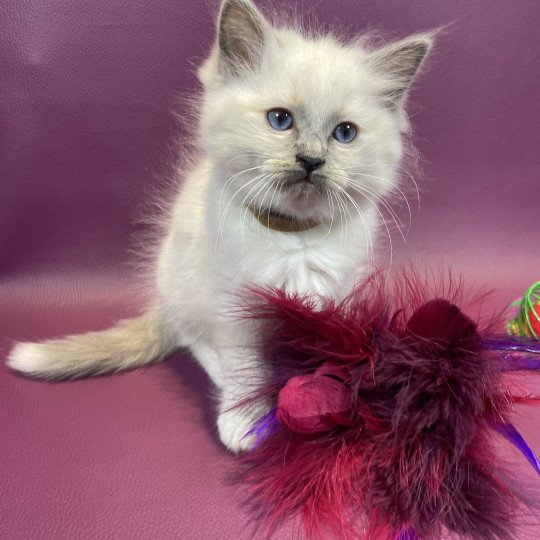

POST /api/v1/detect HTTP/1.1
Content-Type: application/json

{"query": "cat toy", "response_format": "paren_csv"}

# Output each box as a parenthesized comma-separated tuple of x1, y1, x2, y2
(237, 271, 540, 540)
(507, 281, 540, 339)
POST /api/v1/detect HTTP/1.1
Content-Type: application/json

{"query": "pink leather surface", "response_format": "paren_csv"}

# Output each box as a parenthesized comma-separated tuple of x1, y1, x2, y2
(1, 0, 538, 538)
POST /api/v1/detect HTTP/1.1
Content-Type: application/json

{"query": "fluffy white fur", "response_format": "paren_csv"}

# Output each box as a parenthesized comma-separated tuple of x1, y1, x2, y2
(7, 0, 432, 451)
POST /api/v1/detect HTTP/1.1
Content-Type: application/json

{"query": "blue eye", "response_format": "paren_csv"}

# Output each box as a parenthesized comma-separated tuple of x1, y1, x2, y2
(332, 122, 357, 143)
(267, 109, 293, 131)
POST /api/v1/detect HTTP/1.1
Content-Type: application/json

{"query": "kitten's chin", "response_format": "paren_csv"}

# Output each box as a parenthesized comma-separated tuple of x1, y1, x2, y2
(245, 173, 333, 220)
(272, 186, 330, 220)
(289, 180, 321, 199)
(281, 174, 327, 199)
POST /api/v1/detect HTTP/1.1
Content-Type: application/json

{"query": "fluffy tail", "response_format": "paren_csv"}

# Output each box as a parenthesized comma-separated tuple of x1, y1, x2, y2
(7, 310, 173, 379)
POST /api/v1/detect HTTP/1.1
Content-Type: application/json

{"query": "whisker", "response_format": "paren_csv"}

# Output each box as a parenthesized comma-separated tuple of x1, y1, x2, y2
(239, 176, 271, 252)
(395, 165, 421, 208)
(320, 186, 336, 242)
(347, 171, 412, 230)
(225, 155, 269, 175)
(331, 178, 394, 271)
(256, 179, 278, 244)
(218, 164, 267, 230)
(347, 181, 406, 232)
(244, 174, 277, 248)
(240, 180, 266, 252)
(328, 180, 374, 267)
(265, 178, 282, 242)
(345, 178, 407, 242)
(217, 173, 266, 251)
(332, 188, 347, 252)
(341, 160, 421, 210)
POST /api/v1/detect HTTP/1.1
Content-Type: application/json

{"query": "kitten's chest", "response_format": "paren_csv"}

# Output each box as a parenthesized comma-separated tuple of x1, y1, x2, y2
(215, 226, 364, 303)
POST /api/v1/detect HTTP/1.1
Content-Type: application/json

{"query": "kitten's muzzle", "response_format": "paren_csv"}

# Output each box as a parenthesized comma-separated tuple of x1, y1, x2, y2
(296, 154, 325, 175)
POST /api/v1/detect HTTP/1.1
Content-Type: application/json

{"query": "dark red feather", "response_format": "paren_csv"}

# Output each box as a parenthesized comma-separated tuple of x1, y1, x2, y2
(237, 271, 539, 539)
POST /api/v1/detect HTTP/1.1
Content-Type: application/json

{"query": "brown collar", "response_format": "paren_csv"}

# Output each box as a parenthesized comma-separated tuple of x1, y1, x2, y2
(248, 206, 320, 233)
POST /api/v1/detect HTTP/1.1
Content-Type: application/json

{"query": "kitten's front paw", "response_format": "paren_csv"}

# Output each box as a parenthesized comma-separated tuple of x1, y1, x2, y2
(217, 407, 261, 453)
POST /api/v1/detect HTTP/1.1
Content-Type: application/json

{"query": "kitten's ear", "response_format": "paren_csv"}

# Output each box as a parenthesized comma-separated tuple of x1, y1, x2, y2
(218, 0, 271, 75)
(370, 33, 434, 108)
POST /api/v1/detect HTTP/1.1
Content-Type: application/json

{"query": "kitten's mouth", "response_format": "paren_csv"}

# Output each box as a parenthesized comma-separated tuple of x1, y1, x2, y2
(273, 172, 328, 211)
(283, 173, 325, 193)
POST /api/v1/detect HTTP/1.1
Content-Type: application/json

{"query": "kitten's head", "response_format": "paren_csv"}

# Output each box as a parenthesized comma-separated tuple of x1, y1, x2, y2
(198, 0, 433, 222)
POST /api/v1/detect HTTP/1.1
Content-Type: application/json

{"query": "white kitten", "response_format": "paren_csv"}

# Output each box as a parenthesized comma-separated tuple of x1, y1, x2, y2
(7, 0, 432, 451)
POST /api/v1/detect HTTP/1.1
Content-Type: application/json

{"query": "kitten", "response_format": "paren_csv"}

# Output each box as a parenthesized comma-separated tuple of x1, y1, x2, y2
(7, 0, 432, 451)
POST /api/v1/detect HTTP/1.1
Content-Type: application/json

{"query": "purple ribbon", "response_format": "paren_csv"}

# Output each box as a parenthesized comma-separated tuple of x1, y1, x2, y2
(494, 422, 540, 475)
(395, 529, 419, 540)
(482, 336, 540, 371)
(499, 353, 540, 372)
(245, 408, 279, 449)
(483, 337, 540, 355)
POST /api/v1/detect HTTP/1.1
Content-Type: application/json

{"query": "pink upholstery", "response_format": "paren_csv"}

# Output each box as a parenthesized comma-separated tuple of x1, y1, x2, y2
(1, 0, 538, 538)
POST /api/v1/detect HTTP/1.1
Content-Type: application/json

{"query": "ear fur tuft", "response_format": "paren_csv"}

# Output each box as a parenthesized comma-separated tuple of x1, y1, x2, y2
(370, 33, 435, 108)
(218, 0, 270, 75)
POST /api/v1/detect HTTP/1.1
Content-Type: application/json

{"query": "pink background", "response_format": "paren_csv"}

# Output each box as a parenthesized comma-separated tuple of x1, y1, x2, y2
(1, 0, 538, 538)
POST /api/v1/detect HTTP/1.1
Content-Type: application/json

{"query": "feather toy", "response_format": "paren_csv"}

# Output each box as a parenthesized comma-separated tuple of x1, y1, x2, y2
(237, 271, 540, 540)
